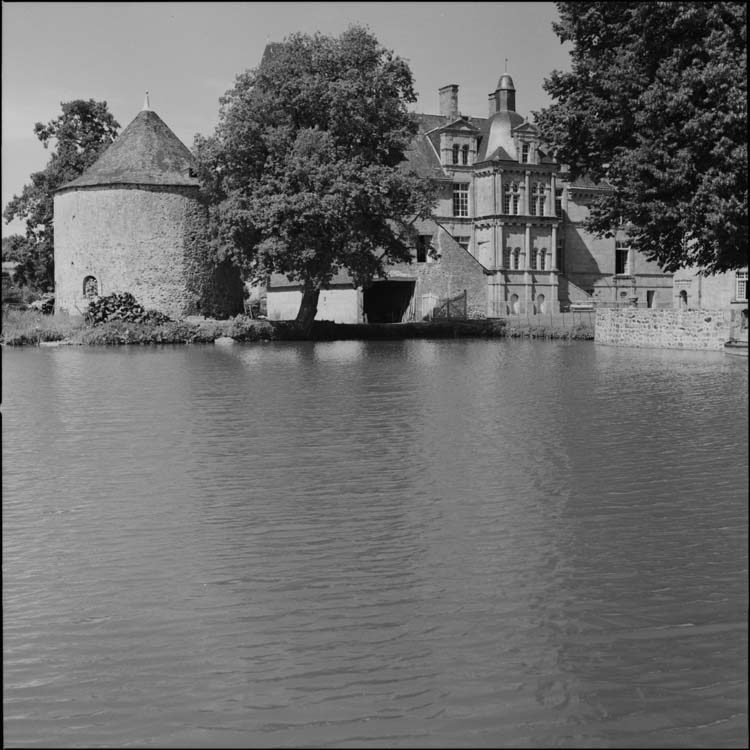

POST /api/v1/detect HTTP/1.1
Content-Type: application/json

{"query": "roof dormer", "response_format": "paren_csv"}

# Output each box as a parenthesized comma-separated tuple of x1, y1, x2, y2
(437, 118, 480, 167)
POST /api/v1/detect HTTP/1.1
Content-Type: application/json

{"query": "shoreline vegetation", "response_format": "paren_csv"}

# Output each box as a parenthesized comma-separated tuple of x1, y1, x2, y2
(1, 307, 594, 347)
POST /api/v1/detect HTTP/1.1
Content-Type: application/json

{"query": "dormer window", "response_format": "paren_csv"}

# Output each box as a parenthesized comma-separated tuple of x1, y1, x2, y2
(461, 145, 469, 165)
(452, 144, 460, 165)
(521, 143, 530, 163)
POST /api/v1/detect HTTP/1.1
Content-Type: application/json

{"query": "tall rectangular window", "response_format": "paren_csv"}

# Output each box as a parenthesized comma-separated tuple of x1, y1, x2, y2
(503, 190, 511, 214)
(452, 144, 459, 164)
(736, 271, 748, 301)
(555, 189, 563, 218)
(416, 235, 430, 263)
(461, 145, 469, 165)
(615, 240, 630, 275)
(453, 184, 469, 217)
(521, 143, 530, 163)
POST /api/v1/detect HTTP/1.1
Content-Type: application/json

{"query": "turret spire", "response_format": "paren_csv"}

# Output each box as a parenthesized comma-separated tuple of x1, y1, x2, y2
(143, 91, 151, 111)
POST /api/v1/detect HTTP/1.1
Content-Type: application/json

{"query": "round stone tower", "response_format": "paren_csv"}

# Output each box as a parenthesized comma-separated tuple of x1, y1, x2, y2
(54, 98, 242, 318)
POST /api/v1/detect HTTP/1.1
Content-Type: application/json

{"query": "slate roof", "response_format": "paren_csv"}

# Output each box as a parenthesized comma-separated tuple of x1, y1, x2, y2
(403, 113, 492, 179)
(58, 109, 200, 191)
(476, 110, 525, 162)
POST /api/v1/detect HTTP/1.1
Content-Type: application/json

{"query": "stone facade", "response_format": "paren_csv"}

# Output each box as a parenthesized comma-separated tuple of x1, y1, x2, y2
(671, 267, 749, 312)
(266, 219, 489, 324)
(55, 186, 212, 318)
(412, 75, 675, 316)
(54, 106, 243, 319)
(595, 308, 732, 350)
(561, 186, 674, 310)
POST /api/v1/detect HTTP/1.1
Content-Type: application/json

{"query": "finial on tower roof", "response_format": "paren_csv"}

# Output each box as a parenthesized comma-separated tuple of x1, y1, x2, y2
(505, 57, 508, 73)
(143, 91, 151, 111)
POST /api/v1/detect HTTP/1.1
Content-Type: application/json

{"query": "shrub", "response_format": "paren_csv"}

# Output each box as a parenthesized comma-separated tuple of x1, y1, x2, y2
(85, 292, 171, 325)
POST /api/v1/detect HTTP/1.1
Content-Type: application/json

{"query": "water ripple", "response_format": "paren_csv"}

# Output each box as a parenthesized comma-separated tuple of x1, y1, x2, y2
(2, 341, 747, 748)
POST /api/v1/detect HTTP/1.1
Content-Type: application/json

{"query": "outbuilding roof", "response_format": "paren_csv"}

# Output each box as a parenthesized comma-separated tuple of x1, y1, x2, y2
(57, 108, 200, 191)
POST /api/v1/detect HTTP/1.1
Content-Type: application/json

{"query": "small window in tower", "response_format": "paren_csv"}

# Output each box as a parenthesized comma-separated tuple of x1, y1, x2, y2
(452, 144, 460, 165)
(536, 184, 546, 216)
(505, 182, 520, 215)
(502, 247, 511, 268)
(540, 249, 547, 270)
(530, 249, 538, 270)
(513, 248, 521, 270)
(461, 145, 469, 165)
(83, 275, 98, 299)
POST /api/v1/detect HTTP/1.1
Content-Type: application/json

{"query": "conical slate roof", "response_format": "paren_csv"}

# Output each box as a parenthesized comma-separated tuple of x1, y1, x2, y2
(58, 108, 200, 190)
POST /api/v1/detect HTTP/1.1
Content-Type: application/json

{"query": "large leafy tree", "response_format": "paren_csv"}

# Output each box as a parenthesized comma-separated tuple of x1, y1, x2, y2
(534, 2, 747, 274)
(193, 25, 437, 330)
(3, 99, 120, 290)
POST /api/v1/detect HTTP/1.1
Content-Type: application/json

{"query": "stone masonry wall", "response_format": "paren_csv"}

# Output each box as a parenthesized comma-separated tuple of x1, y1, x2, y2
(388, 223, 488, 318)
(596, 308, 732, 350)
(55, 185, 234, 319)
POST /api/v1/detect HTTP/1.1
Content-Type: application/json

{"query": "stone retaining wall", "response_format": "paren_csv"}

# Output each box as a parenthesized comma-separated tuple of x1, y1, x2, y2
(595, 308, 732, 350)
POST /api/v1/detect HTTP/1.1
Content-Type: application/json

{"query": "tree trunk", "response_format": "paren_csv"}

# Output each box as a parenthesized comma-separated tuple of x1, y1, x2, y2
(295, 284, 320, 337)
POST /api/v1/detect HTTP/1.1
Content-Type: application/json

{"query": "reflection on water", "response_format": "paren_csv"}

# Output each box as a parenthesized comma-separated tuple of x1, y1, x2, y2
(2, 340, 748, 748)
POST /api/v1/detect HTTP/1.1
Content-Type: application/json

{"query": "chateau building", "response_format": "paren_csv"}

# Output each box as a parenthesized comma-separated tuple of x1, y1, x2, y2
(412, 74, 674, 316)
(267, 69, 674, 323)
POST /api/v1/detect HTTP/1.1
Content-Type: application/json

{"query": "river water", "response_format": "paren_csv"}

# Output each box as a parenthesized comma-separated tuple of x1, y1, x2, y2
(2, 339, 748, 748)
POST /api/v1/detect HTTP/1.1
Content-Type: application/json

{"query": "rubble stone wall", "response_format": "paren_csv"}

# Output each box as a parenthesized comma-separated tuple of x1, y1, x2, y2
(595, 308, 732, 350)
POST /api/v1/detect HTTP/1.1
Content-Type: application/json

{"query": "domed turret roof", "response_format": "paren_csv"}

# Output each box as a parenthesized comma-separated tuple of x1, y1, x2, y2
(480, 109, 524, 161)
(58, 108, 200, 191)
(496, 73, 515, 91)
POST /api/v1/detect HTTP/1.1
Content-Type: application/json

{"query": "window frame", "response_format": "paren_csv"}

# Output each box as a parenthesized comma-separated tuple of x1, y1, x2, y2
(452, 183, 469, 217)
(736, 271, 748, 301)
(615, 240, 631, 275)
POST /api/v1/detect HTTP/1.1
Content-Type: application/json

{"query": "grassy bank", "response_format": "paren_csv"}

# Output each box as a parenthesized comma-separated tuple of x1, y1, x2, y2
(1, 307, 593, 347)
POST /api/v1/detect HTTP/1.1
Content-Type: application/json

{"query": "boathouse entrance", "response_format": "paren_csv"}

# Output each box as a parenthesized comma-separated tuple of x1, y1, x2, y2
(363, 280, 416, 323)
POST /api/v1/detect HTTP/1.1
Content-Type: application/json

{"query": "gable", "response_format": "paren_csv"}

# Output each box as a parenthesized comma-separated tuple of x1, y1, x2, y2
(512, 121, 539, 136)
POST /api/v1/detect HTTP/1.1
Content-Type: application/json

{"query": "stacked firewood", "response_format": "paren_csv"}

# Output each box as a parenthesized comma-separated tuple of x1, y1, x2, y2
(85, 292, 171, 325)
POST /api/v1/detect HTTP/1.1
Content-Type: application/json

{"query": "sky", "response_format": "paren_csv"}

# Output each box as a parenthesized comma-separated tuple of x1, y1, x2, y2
(2, 1, 572, 237)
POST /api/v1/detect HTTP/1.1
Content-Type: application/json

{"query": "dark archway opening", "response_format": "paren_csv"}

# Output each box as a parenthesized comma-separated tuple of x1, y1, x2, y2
(363, 281, 415, 323)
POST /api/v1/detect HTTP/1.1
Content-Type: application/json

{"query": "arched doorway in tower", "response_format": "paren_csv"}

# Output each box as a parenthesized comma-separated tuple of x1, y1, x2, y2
(83, 275, 98, 300)
(536, 294, 546, 314)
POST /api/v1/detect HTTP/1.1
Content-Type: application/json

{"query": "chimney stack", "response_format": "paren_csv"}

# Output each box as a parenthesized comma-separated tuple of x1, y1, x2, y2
(439, 84, 459, 119)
